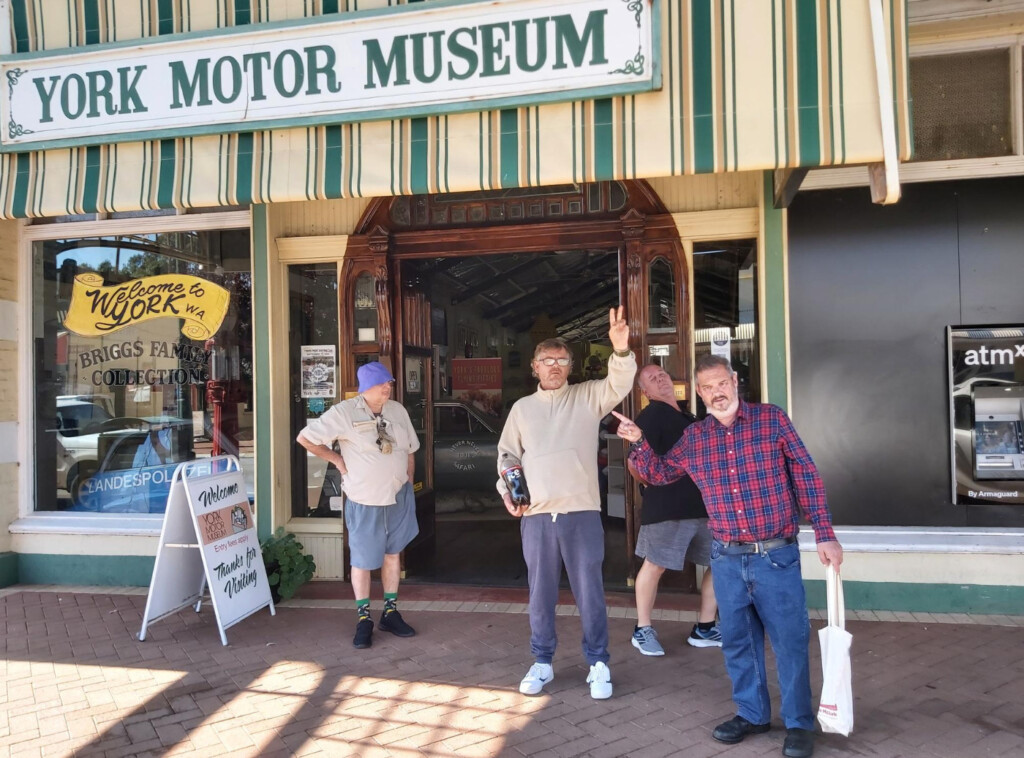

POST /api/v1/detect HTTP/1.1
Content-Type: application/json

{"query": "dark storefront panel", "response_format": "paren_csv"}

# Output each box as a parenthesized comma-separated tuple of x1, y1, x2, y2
(788, 178, 1024, 528)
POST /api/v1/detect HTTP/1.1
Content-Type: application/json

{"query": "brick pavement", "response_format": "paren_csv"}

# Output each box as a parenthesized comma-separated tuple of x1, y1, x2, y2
(1, 586, 1023, 758)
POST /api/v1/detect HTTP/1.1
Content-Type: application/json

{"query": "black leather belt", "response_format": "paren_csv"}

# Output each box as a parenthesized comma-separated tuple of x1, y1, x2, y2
(716, 536, 797, 555)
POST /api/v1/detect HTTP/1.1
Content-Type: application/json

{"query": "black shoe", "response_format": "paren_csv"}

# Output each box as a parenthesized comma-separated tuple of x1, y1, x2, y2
(712, 715, 771, 744)
(378, 609, 416, 637)
(353, 618, 373, 649)
(783, 728, 815, 758)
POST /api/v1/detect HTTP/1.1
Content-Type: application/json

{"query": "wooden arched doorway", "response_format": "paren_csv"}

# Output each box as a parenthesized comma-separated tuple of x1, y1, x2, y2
(339, 180, 691, 587)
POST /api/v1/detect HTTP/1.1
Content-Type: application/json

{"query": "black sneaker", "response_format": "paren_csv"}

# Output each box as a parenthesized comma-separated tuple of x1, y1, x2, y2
(378, 609, 416, 637)
(353, 618, 374, 649)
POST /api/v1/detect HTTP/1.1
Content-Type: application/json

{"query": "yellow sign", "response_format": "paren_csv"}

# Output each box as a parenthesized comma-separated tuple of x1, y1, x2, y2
(63, 273, 230, 340)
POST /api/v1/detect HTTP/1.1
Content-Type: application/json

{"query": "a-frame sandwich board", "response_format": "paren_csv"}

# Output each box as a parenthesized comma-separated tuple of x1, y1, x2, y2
(139, 455, 274, 646)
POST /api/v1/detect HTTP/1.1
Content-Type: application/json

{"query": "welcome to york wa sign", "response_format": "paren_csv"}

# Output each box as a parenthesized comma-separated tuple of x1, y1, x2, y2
(63, 273, 231, 340)
(0, 0, 658, 151)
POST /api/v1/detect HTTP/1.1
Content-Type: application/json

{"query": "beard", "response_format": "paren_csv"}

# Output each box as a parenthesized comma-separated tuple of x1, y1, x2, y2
(707, 395, 739, 421)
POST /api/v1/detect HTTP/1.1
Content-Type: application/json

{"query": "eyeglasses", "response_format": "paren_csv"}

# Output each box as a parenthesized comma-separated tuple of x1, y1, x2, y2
(537, 357, 571, 367)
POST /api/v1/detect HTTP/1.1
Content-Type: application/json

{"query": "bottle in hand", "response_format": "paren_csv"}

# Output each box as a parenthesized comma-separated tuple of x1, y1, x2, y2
(500, 454, 531, 507)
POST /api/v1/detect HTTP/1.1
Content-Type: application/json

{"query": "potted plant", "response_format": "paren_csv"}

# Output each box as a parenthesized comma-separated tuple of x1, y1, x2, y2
(260, 527, 316, 603)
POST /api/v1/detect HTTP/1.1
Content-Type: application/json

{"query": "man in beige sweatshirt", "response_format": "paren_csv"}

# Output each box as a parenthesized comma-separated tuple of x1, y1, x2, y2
(496, 307, 636, 700)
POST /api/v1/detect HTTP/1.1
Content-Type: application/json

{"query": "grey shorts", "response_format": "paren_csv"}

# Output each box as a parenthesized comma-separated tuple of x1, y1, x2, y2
(345, 482, 419, 570)
(635, 518, 712, 570)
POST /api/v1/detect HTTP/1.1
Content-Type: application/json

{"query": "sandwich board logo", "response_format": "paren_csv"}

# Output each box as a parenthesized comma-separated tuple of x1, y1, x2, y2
(230, 504, 249, 533)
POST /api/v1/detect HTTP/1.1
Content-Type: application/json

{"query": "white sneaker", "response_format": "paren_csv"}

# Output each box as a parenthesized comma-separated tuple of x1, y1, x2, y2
(519, 662, 554, 695)
(587, 661, 613, 700)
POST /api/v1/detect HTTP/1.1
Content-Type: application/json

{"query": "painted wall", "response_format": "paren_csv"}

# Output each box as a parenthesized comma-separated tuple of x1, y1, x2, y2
(273, 198, 373, 239)
(647, 172, 759, 213)
(0, 218, 17, 570)
(788, 178, 1024, 529)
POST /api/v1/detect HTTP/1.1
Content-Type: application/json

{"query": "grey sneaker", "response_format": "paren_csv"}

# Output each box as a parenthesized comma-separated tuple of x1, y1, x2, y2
(687, 624, 723, 648)
(631, 625, 665, 656)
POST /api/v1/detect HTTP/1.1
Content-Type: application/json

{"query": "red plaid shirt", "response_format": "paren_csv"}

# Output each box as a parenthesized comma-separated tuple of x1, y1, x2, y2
(629, 401, 837, 543)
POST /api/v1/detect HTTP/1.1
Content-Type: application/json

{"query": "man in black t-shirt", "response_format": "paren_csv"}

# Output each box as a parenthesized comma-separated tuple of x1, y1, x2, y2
(628, 364, 721, 656)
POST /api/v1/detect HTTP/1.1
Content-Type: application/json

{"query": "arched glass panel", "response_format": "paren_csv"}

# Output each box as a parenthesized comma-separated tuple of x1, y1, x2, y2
(648, 257, 677, 333)
(609, 181, 628, 211)
(353, 272, 377, 344)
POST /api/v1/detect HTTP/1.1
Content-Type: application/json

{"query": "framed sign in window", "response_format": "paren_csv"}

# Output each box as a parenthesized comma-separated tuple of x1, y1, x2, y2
(947, 325, 1024, 506)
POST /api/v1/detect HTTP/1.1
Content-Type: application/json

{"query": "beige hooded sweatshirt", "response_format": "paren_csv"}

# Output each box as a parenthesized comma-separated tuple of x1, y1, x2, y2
(495, 351, 637, 516)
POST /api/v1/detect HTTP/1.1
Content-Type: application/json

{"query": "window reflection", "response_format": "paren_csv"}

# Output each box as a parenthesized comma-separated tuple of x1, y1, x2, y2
(647, 257, 677, 333)
(35, 230, 254, 513)
(693, 239, 760, 413)
(288, 263, 341, 519)
(353, 273, 377, 343)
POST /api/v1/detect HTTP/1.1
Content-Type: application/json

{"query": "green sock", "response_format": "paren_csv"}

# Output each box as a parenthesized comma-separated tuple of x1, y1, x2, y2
(383, 592, 398, 614)
(356, 599, 371, 621)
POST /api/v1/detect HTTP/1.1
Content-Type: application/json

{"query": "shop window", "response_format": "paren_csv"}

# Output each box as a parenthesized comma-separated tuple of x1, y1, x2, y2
(692, 239, 760, 411)
(910, 49, 1013, 162)
(33, 230, 253, 513)
(644, 344, 687, 392)
(353, 272, 377, 344)
(289, 263, 341, 519)
(647, 257, 677, 333)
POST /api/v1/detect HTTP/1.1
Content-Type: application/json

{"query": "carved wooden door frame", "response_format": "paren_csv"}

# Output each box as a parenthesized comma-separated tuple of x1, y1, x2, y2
(339, 181, 689, 584)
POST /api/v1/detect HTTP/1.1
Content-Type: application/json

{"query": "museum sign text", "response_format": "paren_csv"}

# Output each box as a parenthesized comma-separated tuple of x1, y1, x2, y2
(0, 0, 657, 149)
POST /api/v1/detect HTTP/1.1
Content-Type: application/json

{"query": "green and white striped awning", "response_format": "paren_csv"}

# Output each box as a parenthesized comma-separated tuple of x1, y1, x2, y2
(0, 0, 910, 218)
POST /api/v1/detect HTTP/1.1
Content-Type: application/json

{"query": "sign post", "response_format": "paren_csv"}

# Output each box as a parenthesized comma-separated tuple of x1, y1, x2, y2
(139, 455, 274, 646)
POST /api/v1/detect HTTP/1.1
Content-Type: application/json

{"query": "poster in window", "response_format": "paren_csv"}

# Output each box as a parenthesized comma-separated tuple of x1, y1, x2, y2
(452, 358, 502, 417)
(710, 328, 731, 362)
(300, 345, 336, 399)
(948, 325, 1024, 506)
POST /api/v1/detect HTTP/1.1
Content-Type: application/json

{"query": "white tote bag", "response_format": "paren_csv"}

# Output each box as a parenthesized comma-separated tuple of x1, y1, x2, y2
(817, 564, 854, 735)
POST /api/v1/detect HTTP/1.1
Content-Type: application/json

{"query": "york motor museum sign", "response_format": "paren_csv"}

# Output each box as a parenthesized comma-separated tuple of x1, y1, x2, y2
(0, 0, 658, 150)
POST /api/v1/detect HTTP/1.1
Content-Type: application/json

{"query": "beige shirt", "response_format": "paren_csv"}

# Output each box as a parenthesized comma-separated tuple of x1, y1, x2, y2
(300, 396, 420, 506)
(496, 352, 637, 516)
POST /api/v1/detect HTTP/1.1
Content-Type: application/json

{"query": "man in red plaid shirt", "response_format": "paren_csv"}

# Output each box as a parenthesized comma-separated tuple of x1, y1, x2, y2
(614, 354, 843, 758)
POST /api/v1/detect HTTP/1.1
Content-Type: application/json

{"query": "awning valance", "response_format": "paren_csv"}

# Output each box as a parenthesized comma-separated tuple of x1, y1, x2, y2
(0, 0, 910, 218)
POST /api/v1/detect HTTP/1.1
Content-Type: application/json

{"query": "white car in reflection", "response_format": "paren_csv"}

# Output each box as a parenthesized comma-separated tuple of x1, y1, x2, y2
(55, 397, 129, 500)
(55, 398, 193, 505)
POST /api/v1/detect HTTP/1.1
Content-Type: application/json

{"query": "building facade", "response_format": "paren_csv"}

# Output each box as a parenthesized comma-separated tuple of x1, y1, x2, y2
(3, 0, 1016, 614)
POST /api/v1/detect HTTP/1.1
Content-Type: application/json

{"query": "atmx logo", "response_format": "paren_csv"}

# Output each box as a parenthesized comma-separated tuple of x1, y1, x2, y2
(964, 344, 1024, 366)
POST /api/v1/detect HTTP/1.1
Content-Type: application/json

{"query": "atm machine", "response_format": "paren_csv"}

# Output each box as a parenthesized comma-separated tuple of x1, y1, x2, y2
(973, 386, 1024, 479)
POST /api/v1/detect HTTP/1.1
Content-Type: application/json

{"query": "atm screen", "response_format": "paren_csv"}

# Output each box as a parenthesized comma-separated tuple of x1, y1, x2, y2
(975, 421, 1022, 455)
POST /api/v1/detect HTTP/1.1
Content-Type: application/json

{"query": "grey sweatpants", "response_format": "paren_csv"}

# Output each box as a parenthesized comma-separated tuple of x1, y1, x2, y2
(520, 510, 609, 666)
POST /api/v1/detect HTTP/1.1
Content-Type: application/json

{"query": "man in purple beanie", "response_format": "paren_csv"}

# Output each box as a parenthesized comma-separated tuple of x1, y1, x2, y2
(297, 361, 420, 649)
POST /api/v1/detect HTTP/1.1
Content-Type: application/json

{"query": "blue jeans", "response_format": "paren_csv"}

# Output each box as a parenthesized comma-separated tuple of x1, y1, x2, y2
(710, 540, 813, 730)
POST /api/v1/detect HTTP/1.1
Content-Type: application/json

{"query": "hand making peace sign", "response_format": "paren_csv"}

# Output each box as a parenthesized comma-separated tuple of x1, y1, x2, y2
(608, 306, 630, 352)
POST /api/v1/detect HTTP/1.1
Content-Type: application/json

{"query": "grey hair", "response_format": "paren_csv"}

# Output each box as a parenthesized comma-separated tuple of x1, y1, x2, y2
(695, 353, 733, 376)
(533, 338, 572, 362)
